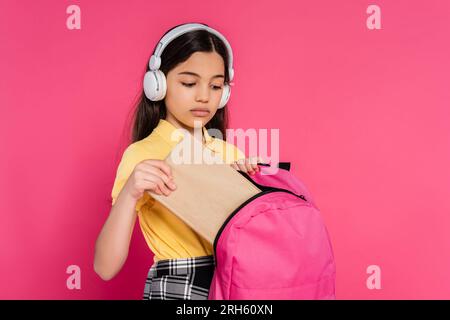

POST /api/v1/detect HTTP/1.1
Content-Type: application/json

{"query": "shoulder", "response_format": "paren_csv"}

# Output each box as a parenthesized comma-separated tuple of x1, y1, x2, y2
(115, 132, 174, 177)
(116, 141, 154, 173)
(119, 132, 174, 165)
(111, 133, 169, 204)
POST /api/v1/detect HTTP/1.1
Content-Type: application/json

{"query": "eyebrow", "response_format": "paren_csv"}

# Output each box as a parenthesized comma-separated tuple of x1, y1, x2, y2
(177, 71, 224, 79)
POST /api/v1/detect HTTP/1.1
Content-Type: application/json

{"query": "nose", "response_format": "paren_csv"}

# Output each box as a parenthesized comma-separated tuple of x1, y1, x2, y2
(195, 84, 209, 103)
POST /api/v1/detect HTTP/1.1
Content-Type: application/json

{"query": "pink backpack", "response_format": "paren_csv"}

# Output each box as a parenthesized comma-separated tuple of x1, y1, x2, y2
(208, 162, 336, 300)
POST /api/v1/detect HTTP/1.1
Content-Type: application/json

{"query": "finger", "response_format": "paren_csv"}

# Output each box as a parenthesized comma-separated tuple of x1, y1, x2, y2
(154, 176, 174, 196)
(153, 185, 163, 195)
(153, 166, 177, 190)
(147, 182, 162, 196)
(230, 163, 239, 170)
(144, 175, 172, 196)
(244, 158, 255, 174)
(140, 163, 175, 189)
(248, 157, 260, 172)
(255, 158, 261, 171)
(236, 160, 248, 172)
(143, 159, 173, 179)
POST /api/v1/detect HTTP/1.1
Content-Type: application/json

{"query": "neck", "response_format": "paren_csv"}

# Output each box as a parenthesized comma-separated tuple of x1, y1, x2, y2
(164, 115, 205, 145)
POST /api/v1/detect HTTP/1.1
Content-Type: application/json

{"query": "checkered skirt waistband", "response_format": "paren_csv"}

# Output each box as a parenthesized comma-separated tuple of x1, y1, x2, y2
(143, 255, 215, 300)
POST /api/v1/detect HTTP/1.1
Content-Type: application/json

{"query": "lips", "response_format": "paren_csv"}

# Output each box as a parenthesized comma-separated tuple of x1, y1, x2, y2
(190, 108, 210, 117)
(190, 108, 210, 112)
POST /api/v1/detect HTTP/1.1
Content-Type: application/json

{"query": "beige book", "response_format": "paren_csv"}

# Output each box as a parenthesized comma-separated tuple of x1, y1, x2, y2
(149, 135, 261, 244)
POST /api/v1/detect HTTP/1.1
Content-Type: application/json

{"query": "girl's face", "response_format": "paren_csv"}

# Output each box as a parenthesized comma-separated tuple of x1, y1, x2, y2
(164, 51, 226, 134)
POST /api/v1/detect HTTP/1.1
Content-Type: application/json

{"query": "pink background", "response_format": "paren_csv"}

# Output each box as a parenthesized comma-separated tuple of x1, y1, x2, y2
(1, 0, 449, 299)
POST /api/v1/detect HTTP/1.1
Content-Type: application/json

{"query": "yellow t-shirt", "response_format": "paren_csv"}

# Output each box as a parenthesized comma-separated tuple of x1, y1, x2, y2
(111, 119, 246, 262)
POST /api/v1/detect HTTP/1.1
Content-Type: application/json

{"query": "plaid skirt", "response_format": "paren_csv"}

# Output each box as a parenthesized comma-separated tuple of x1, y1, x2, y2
(143, 255, 215, 300)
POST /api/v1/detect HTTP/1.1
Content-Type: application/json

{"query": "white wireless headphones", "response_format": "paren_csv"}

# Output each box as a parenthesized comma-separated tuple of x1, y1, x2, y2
(143, 23, 234, 109)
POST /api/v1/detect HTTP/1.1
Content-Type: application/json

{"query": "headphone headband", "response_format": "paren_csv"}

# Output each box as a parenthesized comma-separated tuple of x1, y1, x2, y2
(149, 23, 234, 81)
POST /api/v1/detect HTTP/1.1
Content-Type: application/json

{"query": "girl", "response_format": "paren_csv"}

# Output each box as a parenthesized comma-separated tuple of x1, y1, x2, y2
(94, 22, 261, 300)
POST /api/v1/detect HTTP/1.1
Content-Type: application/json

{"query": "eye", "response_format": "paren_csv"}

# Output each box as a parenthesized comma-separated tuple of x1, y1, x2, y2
(181, 82, 223, 90)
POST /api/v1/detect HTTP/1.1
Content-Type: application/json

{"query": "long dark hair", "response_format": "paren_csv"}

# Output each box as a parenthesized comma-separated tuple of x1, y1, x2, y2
(129, 23, 231, 144)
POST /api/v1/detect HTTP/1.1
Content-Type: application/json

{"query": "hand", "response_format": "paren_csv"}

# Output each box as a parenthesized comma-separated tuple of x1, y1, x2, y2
(230, 156, 263, 176)
(124, 159, 177, 200)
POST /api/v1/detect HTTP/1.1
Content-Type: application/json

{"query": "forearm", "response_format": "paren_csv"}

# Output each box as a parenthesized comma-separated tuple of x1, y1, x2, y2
(94, 186, 138, 280)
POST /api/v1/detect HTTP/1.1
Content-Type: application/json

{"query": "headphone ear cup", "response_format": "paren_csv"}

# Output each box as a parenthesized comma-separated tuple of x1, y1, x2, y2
(143, 70, 167, 101)
(158, 70, 167, 100)
(218, 84, 231, 109)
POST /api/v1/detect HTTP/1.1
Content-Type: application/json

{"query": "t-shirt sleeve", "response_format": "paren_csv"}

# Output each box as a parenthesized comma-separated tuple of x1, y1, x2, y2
(111, 144, 155, 210)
